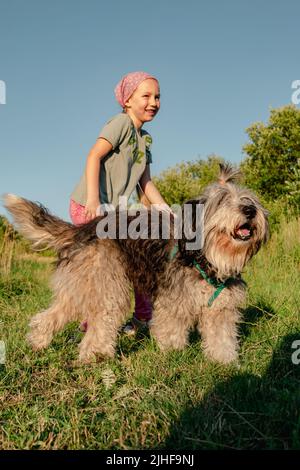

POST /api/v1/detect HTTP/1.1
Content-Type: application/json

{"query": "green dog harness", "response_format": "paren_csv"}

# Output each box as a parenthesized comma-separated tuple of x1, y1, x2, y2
(169, 243, 234, 307)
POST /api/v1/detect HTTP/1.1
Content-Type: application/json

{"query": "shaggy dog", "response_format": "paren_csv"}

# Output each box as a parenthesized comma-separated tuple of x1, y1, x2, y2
(4, 164, 269, 364)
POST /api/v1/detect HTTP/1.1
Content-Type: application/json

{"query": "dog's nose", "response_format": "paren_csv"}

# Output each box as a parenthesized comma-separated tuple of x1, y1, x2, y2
(241, 205, 257, 219)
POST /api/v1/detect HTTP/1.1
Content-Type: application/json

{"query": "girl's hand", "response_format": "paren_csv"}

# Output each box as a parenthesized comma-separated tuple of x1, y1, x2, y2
(84, 198, 100, 221)
(156, 203, 178, 221)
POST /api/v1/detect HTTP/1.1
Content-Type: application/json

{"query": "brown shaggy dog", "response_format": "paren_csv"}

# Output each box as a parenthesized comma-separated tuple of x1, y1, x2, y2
(3, 165, 269, 364)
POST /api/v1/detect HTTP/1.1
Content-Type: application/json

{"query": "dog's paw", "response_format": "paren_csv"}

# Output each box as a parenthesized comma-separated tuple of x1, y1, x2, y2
(155, 338, 187, 352)
(78, 344, 114, 364)
(27, 331, 52, 350)
(78, 351, 108, 364)
(78, 351, 98, 364)
(204, 346, 239, 365)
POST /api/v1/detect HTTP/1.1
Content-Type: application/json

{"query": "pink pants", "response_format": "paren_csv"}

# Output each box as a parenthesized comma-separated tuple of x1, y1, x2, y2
(69, 199, 152, 321)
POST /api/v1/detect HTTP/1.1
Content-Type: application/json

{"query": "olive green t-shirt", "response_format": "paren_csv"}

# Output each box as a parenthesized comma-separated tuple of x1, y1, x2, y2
(70, 113, 153, 208)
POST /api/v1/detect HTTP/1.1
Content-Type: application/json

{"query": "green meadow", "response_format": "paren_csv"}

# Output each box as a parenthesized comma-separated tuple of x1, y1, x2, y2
(0, 214, 299, 450)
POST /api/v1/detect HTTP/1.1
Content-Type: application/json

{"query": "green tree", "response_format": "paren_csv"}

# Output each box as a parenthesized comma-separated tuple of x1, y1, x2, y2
(153, 154, 225, 205)
(241, 105, 300, 207)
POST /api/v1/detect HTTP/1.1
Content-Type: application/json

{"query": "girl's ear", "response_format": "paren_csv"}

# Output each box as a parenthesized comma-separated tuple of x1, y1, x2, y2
(124, 97, 131, 108)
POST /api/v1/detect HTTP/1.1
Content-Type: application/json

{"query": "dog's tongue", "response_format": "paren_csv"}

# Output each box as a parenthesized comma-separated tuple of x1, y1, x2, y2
(238, 227, 250, 237)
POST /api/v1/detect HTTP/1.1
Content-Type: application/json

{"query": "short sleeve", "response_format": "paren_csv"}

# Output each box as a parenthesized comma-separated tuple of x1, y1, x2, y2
(98, 113, 131, 149)
(144, 133, 153, 164)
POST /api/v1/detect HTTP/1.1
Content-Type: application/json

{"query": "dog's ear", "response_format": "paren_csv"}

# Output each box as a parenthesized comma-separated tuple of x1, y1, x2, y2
(218, 163, 241, 185)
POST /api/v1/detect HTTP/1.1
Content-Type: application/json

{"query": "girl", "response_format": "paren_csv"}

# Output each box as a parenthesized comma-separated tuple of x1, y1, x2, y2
(69, 71, 170, 334)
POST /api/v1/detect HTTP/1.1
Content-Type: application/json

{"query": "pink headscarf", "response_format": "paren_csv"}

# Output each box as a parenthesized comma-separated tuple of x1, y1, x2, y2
(114, 71, 158, 108)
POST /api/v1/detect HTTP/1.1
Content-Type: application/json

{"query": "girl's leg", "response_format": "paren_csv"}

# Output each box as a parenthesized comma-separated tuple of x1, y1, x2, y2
(123, 290, 152, 335)
(134, 290, 152, 322)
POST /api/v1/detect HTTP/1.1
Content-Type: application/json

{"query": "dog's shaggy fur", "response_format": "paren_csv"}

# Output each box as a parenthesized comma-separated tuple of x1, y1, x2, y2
(4, 165, 269, 364)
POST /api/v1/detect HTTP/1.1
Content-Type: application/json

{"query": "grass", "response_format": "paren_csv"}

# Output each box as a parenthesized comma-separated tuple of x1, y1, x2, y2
(0, 217, 299, 449)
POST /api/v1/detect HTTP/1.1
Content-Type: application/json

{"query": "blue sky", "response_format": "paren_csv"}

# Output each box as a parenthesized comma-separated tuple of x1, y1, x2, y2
(0, 0, 299, 220)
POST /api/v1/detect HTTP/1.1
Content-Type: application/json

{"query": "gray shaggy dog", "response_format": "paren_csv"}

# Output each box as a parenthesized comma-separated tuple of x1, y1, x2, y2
(4, 164, 269, 364)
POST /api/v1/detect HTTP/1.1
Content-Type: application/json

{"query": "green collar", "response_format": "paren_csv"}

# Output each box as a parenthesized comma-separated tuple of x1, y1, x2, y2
(169, 243, 179, 260)
(169, 243, 234, 307)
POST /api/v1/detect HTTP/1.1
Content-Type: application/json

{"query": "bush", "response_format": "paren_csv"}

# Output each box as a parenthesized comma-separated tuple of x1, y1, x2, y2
(153, 154, 225, 205)
(241, 105, 300, 209)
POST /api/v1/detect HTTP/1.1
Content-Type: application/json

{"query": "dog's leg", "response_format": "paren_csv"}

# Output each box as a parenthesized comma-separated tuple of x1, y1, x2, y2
(78, 298, 131, 363)
(78, 312, 117, 363)
(27, 300, 77, 350)
(198, 307, 241, 364)
(151, 298, 191, 351)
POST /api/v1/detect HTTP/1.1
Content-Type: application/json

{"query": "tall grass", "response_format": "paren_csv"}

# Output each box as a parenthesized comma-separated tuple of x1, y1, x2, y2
(0, 223, 15, 278)
(0, 216, 299, 449)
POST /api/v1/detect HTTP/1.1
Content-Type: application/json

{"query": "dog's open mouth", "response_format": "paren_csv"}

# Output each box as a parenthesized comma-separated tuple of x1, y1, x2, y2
(233, 223, 253, 241)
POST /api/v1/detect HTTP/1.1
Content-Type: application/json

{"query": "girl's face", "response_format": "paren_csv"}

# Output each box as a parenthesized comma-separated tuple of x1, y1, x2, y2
(125, 78, 160, 128)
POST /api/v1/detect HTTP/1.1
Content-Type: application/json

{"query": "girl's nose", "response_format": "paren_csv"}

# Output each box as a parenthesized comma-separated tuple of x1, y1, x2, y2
(149, 96, 157, 107)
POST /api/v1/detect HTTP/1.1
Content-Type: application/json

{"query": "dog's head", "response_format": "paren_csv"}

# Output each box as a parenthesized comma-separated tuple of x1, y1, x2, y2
(179, 164, 269, 280)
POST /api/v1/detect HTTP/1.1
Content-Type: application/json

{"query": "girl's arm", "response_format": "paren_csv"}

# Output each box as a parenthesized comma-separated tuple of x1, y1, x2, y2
(139, 165, 168, 206)
(85, 138, 113, 220)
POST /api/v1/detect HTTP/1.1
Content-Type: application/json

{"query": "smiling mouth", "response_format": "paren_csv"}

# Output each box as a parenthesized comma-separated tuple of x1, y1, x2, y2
(233, 223, 253, 241)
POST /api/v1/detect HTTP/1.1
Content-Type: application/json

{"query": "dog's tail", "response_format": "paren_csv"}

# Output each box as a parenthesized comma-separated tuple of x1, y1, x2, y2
(3, 193, 76, 252)
(218, 163, 241, 185)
